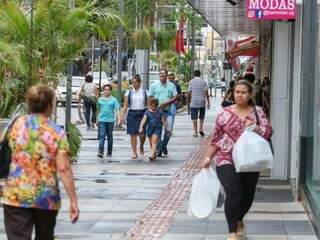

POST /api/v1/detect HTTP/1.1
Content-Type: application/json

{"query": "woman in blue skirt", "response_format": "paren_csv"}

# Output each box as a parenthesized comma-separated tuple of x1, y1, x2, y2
(121, 74, 149, 159)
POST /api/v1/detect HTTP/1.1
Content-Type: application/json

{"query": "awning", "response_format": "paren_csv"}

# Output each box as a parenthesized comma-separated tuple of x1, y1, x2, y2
(187, 0, 272, 36)
(226, 36, 259, 59)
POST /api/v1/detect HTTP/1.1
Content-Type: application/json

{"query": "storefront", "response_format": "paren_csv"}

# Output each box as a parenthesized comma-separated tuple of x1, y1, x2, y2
(188, 0, 320, 234)
(299, 0, 320, 234)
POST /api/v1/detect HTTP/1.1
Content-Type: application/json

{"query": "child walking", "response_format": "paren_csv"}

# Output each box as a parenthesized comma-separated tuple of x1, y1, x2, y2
(97, 84, 121, 158)
(139, 97, 168, 161)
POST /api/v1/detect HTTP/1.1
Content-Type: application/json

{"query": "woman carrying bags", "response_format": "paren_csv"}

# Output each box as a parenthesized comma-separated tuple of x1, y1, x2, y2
(202, 80, 272, 240)
(121, 74, 148, 159)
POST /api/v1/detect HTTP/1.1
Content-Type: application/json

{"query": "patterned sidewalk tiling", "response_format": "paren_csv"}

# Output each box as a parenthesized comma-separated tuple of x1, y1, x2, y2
(124, 136, 211, 240)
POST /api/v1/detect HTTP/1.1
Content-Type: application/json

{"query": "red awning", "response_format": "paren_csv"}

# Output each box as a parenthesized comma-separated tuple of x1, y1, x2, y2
(226, 36, 259, 59)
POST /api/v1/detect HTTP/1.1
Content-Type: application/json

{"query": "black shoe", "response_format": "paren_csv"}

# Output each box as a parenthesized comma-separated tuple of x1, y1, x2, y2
(156, 151, 162, 157)
(97, 152, 104, 158)
(162, 147, 168, 155)
(199, 131, 205, 137)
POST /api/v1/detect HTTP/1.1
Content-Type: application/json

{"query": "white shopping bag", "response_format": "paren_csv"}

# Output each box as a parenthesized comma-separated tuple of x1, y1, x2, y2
(232, 129, 273, 172)
(188, 167, 221, 219)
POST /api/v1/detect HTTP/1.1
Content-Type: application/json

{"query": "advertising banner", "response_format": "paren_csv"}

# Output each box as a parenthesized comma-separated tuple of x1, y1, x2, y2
(247, 0, 296, 20)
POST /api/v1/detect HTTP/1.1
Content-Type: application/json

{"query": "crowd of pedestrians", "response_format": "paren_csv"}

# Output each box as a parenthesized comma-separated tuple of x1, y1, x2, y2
(0, 67, 274, 240)
(79, 68, 216, 160)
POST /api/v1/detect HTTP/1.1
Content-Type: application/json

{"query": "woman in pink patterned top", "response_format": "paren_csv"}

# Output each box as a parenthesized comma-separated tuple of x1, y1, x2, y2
(202, 80, 272, 240)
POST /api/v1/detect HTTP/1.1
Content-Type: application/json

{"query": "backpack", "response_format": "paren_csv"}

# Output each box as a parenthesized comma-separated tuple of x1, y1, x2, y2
(128, 89, 148, 107)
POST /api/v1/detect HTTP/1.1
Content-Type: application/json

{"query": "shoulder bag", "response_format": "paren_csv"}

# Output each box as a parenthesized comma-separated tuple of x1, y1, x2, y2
(0, 117, 19, 178)
(253, 106, 274, 155)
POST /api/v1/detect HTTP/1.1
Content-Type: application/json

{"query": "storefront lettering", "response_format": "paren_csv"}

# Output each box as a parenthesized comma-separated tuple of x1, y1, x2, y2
(248, 0, 295, 10)
(247, 0, 296, 20)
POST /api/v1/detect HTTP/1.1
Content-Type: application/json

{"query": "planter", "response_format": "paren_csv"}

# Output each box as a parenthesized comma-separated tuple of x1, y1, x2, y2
(0, 119, 10, 133)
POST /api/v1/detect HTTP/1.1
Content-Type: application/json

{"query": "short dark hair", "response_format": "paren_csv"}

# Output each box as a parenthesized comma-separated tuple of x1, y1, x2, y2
(26, 84, 55, 114)
(159, 68, 168, 75)
(194, 70, 201, 77)
(133, 74, 141, 83)
(103, 84, 112, 91)
(85, 75, 93, 83)
(149, 97, 159, 107)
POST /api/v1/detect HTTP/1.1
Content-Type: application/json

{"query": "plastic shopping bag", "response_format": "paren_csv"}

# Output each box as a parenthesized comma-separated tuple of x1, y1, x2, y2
(232, 129, 273, 172)
(188, 167, 221, 219)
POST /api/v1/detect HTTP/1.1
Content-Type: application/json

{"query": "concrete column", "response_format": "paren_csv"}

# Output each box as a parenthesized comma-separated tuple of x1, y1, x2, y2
(271, 22, 292, 179)
(135, 50, 150, 89)
(290, 4, 303, 186)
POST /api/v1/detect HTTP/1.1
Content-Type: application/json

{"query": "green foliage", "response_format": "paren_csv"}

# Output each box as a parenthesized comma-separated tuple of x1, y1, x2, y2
(133, 28, 152, 50)
(67, 122, 82, 161)
(0, 0, 121, 119)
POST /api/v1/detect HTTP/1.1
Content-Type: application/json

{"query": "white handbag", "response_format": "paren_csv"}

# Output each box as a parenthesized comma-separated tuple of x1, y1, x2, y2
(188, 167, 221, 219)
(232, 129, 273, 172)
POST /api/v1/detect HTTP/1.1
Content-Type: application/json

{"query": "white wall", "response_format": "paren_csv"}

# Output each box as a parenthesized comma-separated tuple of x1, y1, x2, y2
(271, 22, 292, 179)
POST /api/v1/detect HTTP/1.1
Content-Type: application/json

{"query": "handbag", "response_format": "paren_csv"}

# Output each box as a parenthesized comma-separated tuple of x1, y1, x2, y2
(253, 106, 274, 154)
(0, 117, 19, 178)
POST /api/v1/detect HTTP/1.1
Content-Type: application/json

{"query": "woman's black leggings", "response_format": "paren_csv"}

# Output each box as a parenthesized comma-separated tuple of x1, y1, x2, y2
(216, 164, 259, 233)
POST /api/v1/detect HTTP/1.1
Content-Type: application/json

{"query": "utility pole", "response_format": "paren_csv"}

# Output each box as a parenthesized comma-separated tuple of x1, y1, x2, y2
(29, 0, 34, 85)
(116, 0, 124, 101)
(65, 0, 75, 130)
(190, 8, 196, 79)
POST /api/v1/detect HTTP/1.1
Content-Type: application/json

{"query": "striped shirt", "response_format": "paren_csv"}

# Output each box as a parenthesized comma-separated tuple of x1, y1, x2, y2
(188, 77, 208, 108)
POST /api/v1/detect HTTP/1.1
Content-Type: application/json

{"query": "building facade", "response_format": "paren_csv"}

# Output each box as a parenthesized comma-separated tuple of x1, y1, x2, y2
(188, 0, 320, 235)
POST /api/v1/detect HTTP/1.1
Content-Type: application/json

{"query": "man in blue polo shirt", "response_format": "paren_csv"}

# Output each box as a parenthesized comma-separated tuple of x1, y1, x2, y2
(149, 68, 178, 157)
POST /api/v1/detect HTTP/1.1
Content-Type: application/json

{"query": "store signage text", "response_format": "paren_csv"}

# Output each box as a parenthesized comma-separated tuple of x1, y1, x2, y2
(247, 0, 296, 20)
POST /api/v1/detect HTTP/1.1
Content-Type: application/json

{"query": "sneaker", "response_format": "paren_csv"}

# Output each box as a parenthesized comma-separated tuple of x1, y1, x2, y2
(97, 152, 104, 158)
(162, 147, 168, 155)
(156, 151, 162, 157)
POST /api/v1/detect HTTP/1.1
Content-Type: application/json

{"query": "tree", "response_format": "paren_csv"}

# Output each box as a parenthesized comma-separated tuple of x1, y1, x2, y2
(0, 0, 121, 118)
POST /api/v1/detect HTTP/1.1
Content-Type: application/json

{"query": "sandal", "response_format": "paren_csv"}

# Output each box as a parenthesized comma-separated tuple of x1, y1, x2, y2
(199, 131, 205, 136)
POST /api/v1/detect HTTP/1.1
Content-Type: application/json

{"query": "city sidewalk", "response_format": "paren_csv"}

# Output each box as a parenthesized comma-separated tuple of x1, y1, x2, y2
(0, 96, 317, 240)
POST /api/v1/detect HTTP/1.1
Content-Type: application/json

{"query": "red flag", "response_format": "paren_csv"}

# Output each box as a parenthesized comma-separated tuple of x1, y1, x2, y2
(175, 21, 185, 54)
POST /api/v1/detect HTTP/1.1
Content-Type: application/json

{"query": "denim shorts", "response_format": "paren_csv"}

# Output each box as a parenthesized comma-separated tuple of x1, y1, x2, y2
(146, 126, 162, 138)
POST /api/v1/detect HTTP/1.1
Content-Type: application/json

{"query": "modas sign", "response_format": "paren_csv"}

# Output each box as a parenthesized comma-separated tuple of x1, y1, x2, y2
(247, 0, 296, 20)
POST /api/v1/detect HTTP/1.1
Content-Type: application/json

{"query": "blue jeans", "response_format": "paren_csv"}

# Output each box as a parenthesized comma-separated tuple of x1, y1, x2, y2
(98, 122, 114, 155)
(170, 104, 177, 127)
(157, 110, 174, 153)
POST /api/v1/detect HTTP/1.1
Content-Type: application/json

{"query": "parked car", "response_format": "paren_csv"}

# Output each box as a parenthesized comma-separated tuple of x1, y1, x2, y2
(56, 76, 85, 106)
(87, 71, 110, 88)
